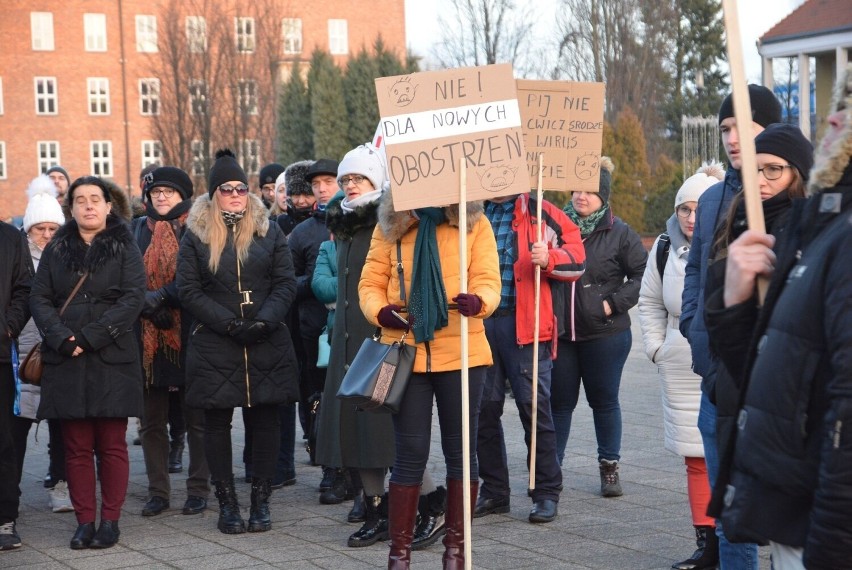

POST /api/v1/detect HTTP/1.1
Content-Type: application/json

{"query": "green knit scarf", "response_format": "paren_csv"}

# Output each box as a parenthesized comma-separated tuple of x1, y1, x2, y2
(563, 202, 609, 237)
(408, 208, 449, 343)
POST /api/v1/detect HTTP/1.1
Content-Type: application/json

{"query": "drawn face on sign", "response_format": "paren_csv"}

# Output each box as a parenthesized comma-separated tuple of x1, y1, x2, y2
(575, 152, 600, 180)
(477, 165, 518, 192)
(390, 77, 417, 107)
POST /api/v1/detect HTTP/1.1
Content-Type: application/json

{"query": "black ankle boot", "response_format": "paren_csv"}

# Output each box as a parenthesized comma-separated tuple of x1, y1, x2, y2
(213, 477, 246, 534)
(168, 434, 185, 474)
(348, 492, 367, 523)
(248, 477, 272, 532)
(89, 520, 120, 549)
(348, 494, 389, 547)
(672, 525, 719, 570)
(320, 468, 354, 505)
(412, 485, 446, 550)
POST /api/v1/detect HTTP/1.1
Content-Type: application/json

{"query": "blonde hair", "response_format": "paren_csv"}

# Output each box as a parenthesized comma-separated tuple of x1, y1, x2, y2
(207, 193, 259, 274)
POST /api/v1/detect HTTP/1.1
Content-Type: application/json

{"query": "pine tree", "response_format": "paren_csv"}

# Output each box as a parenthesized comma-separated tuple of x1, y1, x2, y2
(277, 61, 313, 165)
(374, 36, 406, 78)
(604, 108, 652, 233)
(308, 49, 350, 161)
(344, 47, 380, 148)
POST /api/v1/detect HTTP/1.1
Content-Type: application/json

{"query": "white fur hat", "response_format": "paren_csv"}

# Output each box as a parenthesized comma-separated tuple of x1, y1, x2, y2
(675, 162, 725, 209)
(23, 175, 65, 232)
(337, 144, 387, 192)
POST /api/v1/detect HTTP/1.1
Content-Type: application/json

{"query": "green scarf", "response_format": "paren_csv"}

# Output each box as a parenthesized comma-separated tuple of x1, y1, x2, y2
(563, 202, 609, 237)
(408, 208, 449, 343)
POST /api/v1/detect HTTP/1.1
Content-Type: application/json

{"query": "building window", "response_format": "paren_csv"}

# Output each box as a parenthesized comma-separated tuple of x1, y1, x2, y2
(84, 13, 107, 52)
(0, 142, 6, 180)
(37, 141, 60, 173)
(136, 15, 157, 52)
(139, 78, 160, 115)
(235, 17, 255, 53)
(90, 141, 113, 177)
(31, 12, 55, 51)
(87, 78, 110, 115)
(141, 140, 162, 168)
(240, 140, 260, 176)
(328, 19, 348, 55)
(239, 80, 258, 115)
(34, 77, 58, 115)
(189, 80, 207, 115)
(186, 16, 207, 53)
(281, 18, 302, 55)
(191, 140, 206, 176)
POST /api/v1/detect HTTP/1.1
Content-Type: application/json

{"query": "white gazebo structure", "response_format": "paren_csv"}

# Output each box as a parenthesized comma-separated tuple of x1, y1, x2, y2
(758, 0, 852, 140)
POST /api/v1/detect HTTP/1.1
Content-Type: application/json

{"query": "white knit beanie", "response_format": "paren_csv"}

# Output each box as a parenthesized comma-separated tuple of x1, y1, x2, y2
(275, 170, 287, 193)
(674, 162, 725, 209)
(23, 174, 66, 232)
(337, 144, 387, 192)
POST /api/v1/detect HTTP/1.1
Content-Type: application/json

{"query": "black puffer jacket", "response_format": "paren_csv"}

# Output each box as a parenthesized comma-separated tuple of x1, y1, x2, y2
(30, 215, 146, 419)
(557, 209, 646, 342)
(287, 208, 330, 339)
(177, 194, 299, 409)
(0, 222, 31, 363)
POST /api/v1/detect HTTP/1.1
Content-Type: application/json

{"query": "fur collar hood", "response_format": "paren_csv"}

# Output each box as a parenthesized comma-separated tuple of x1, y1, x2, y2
(186, 193, 269, 243)
(49, 214, 134, 273)
(326, 194, 380, 241)
(61, 179, 133, 222)
(376, 191, 484, 243)
(808, 63, 852, 196)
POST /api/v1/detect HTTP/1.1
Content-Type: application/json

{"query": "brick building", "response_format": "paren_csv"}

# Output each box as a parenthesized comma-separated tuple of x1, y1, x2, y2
(0, 0, 406, 221)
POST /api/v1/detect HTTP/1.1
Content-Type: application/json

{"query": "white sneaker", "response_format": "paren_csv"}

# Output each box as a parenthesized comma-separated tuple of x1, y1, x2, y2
(48, 481, 74, 513)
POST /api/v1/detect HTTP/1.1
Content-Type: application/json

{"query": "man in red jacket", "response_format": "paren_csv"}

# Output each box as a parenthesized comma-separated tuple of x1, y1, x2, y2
(475, 193, 585, 523)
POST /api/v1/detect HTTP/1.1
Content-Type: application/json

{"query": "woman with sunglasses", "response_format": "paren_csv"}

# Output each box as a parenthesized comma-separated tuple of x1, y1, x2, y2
(177, 149, 299, 535)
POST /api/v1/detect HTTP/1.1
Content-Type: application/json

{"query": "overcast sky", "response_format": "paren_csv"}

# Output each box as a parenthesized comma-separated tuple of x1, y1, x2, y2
(403, 0, 808, 83)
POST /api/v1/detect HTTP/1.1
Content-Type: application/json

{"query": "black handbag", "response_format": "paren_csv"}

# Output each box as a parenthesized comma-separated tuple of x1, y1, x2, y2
(336, 240, 414, 414)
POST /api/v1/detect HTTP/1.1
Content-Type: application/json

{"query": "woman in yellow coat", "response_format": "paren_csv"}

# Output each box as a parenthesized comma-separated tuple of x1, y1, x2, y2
(359, 192, 500, 570)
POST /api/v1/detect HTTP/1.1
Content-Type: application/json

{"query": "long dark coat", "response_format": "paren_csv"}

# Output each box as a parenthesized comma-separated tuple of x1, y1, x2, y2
(314, 197, 395, 469)
(177, 194, 299, 409)
(31, 215, 146, 419)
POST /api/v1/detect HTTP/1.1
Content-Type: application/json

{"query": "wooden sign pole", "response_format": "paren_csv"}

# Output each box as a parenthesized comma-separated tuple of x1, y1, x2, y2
(458, 159, 473, 570)
(722, 0, 769, 303)
(529, 153, 544, 492)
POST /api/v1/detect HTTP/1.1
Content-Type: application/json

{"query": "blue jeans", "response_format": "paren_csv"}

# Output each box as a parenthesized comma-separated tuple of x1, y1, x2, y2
(477, 316, 562, 502)
(698, 391, 759, 569)
(551, 330, 631, 463)
(390, 367, 485, 485)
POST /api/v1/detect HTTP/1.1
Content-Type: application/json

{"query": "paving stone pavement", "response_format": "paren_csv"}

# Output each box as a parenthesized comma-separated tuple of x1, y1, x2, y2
(4, 313, 771, 569)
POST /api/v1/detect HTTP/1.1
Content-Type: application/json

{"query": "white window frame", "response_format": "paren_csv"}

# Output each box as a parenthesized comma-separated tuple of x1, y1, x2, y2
(31, 12, 55, 51)
(0, 142, 6, 180)
(139, 78, 160, 115)
(87, 78, 110, 115)
(90, 141, 113, 177)
(84, 13, 107, 52)
(37, 141, 61, 173)
(189, 80, 207, 115)
(34, 77, 58, 115)
(281, 18, 302, 55)
(328, 19, 348, 55)
(240, 139, 260, 176)
(141, 140, 162, 169)
(186, 16, 207, 53)
(135, 15, 157, 53)
(238, 80, 258, 115)
(191, 140, 206, 176)
(235, 17, 255, 53)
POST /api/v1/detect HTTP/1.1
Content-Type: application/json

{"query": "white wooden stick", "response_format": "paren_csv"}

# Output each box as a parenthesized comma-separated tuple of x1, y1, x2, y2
(458, 158, 473, 570)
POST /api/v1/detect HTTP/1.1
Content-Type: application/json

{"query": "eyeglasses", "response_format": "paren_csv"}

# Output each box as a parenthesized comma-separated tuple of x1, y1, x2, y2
(219, 184, 249, 196)
(339, 175, 368, 187)
(757, 164, 794, 181)
(676, 205, 696, 219)
(149, 187, 176, 198)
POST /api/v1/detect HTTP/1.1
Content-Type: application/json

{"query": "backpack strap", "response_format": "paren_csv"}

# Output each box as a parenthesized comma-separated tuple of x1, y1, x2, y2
(656, 232, 671, 281)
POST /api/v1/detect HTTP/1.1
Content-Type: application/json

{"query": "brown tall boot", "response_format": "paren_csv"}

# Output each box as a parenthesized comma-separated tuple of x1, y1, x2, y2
(442, 478, 478, 570)
(387, 482, 420, 569)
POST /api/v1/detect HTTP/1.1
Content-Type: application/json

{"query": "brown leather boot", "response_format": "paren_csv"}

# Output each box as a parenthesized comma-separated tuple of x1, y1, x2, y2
(387, 482, 420, 569)
(442, 478, 478, 570)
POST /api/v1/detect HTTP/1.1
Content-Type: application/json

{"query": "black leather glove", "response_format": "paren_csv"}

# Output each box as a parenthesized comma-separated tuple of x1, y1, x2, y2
(228, 319, 269, 345)
(58, 338, 78, 357)
(377, 304, 409, 330)
(141, 288, 166, 318)
(149, 306, 174, 330)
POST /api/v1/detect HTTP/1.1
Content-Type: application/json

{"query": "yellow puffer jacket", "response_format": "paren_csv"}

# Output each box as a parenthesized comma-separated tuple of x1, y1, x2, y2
(359, 194, 501, 373)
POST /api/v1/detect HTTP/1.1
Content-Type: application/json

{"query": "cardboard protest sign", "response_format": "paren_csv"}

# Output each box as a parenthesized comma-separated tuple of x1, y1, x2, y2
(375, 63, 528, 210)
(517, 80, 605, 193)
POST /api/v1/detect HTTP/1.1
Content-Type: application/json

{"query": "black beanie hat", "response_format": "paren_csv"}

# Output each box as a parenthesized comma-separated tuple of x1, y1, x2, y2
(718, 84, 782, 128)
(146, 166, 194, 200)
(284, 160, 313, 196)
(46, 165, 70, 183)
(754, 123, 814, 181)
(259, 163, 285, 186)
(597, 156, 614, 204)
(208, 149, 247, 197)
(305, 158, 339, 182)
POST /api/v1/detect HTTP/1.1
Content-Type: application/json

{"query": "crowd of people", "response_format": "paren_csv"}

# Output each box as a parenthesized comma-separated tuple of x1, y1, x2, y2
(1, 65, 850, 570)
